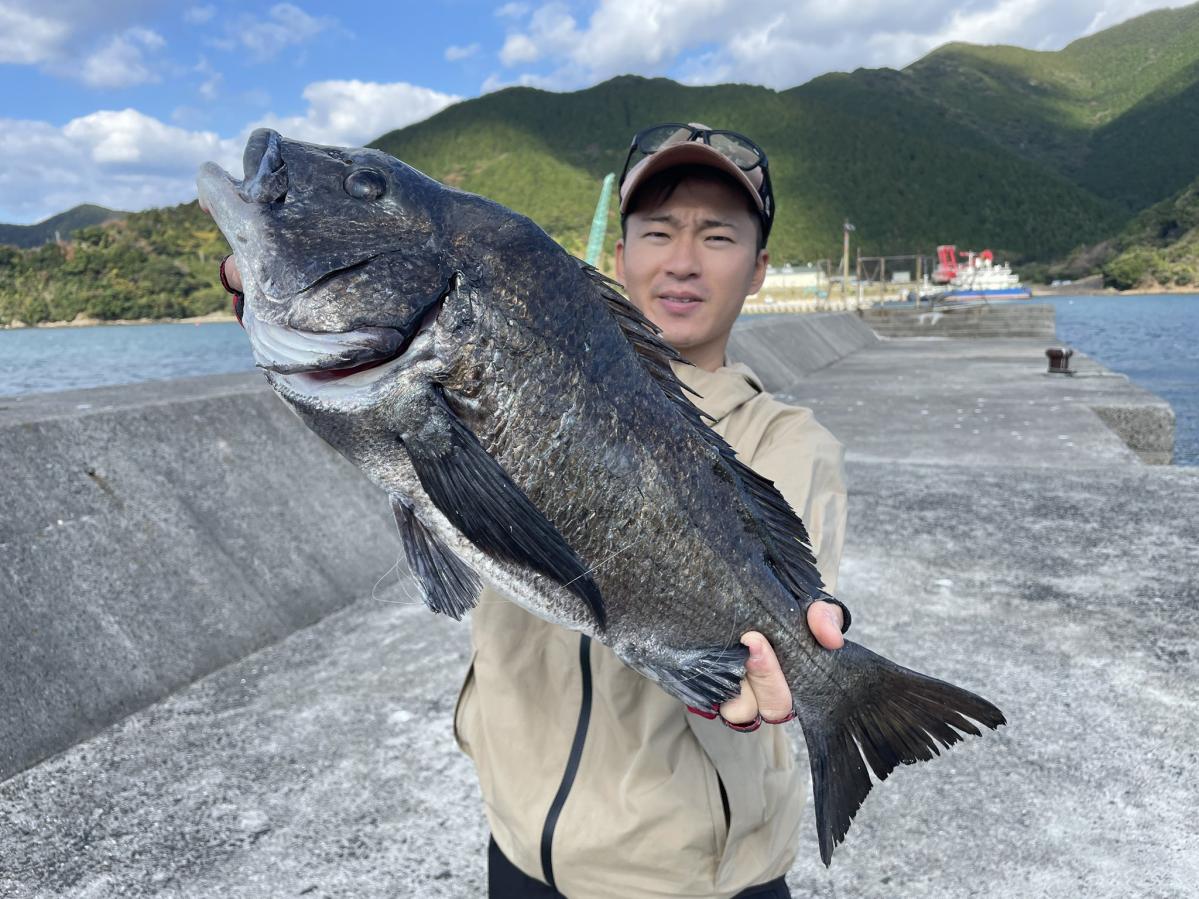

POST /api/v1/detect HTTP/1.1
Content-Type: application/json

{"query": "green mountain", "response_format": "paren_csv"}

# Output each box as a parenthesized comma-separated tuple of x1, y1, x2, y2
(1100, 174, 1199, 289)
(898, 2, 1199, 211)
(0, 202, 229, 325)
(372, 73, 1123, 264)
(0, 204, 128, 249)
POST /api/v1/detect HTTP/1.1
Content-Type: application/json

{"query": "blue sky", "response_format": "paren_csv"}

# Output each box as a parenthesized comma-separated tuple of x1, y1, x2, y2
(0, 0, 1187, 223)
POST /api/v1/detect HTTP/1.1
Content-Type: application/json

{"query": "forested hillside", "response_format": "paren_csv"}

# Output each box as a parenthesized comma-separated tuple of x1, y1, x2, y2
(372, 74, 1121, 263)
(0, 203, 228, 326)
(0, 205, 127, 249)
(1100, 176, 1199, 289)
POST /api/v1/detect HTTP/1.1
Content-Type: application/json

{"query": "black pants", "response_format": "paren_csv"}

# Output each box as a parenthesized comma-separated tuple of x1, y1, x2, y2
(488, 836, 792, 898)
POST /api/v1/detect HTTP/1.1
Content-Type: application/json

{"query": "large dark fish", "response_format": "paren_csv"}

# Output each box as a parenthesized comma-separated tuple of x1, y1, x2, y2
(197, 129, 1005, 864)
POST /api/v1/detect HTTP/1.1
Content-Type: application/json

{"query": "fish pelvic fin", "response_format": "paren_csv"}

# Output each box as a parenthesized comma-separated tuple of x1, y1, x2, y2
(793, 641, 1006, 866)
(392, 496, 481, 620)
(628, 643, 750, 710)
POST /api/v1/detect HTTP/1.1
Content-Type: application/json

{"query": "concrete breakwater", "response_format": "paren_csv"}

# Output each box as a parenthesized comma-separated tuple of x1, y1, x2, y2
(2, 310, 1194, 898)
(0, 313, 880, 783)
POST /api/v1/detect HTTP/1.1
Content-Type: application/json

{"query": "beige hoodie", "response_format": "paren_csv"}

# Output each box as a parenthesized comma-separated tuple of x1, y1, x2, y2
(454, 360, 847, 898)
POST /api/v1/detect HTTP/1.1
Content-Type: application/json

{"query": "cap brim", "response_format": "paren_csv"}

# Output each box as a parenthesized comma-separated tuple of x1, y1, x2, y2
(619, 142, 764, 214)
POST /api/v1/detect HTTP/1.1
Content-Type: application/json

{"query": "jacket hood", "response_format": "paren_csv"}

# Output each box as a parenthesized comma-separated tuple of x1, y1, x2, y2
(673, 360, 764, 423)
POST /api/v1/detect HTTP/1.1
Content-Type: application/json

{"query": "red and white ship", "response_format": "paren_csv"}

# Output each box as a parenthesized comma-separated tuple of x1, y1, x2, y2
(928, 245, 1033, 300)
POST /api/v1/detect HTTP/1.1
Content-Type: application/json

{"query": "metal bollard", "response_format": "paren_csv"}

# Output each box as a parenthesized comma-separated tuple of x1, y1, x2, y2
(1045, 346, 1074, 375)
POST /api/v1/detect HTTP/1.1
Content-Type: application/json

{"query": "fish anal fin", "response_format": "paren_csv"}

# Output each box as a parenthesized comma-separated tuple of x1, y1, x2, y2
(629, 643, 750, 710)
(402, 389, 605, 629)
(793, 641, 1006, 866)
(392, 496, 481, 620)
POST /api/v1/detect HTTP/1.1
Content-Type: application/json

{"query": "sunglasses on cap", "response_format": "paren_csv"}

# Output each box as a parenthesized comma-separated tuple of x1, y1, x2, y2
(618, 123, 774, 238)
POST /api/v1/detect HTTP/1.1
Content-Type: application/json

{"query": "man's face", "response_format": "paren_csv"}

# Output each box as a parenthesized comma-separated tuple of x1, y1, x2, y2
(615, 176, 767, 370)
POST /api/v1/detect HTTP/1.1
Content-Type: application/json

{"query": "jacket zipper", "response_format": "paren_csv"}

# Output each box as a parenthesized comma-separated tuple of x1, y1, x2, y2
(539, 633, 593, 890)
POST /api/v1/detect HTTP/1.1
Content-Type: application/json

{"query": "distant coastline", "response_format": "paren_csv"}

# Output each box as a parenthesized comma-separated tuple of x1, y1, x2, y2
(0, 310, 238, 330)
(2, 287, 1195, 330)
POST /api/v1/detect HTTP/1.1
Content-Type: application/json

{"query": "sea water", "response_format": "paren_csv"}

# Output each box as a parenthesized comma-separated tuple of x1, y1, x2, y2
(0, 321, 254, 397)
(1, 296, 1196, 464)
(1040, 294, 1198, 466)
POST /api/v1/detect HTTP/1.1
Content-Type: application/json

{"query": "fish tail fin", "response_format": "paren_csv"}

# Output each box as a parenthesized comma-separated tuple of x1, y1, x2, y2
(791, 640, 1006, 866)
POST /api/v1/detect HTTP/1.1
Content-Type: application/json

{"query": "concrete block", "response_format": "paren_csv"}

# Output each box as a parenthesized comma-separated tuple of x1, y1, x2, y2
(0, 374, 399, 781)
(727, 313, 878, 391)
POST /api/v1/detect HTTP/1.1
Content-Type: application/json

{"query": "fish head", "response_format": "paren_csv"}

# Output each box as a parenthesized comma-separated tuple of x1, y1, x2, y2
(197, 128, 502, 417)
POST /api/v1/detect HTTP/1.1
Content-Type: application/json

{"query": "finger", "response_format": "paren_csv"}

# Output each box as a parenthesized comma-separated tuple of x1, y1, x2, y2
(223, 256, 244, 293)
(738, 631, 793, 722)
(719, 676, 757, 725)
(807, 601, 844, 651)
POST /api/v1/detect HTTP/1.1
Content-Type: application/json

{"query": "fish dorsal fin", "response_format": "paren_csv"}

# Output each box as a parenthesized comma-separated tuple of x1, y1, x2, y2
(581, 261, 828, 609)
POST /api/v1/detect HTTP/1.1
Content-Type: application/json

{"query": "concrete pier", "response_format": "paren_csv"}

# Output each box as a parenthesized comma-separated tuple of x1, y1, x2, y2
(1, 310, 1195, 898)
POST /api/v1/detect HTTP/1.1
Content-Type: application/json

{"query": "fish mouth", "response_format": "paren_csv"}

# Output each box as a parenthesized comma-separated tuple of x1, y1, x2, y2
(248, 283, 451, 381)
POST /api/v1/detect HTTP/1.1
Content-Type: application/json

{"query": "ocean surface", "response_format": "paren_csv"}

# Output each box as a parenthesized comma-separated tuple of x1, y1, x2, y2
(1040, 294, 1198, 466)
(0, 321, 255, 397)
(1, 295, 1196, 464)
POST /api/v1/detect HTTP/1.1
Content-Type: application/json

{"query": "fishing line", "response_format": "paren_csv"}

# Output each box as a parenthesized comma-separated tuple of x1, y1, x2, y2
(370, 554, 424, 606)
(560, 533, 649, 590)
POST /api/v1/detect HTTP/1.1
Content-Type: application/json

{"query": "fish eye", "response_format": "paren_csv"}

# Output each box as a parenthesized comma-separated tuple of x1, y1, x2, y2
(344, 168, 387, 201)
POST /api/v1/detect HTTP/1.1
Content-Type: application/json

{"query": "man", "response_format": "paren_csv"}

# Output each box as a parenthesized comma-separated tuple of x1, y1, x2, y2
(216, 123, 848, 898)
(453, 123, 847, 899)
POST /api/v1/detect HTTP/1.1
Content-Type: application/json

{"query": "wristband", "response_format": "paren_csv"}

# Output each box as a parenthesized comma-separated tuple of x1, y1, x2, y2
(219, 255, 245, 325)
(720, 713, 762, 732)
(760, 708, 797, 725)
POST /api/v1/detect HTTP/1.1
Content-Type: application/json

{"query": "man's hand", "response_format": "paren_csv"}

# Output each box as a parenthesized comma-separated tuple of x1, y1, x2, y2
(718, 601, 844, 725)
(221, 255, 244, 293)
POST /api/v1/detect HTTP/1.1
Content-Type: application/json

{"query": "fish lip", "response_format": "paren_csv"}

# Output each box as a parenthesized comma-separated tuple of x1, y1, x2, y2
(248, 276, 454, 379)
(196, 161, 241, 215)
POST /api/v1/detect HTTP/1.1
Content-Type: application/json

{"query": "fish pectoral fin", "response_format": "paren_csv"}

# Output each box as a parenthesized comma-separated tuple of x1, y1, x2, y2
(401, 390, 605, 629)
(631, 644, 750, 710)
(793, 640, 1006, 866)
(392, 496, 481, 620)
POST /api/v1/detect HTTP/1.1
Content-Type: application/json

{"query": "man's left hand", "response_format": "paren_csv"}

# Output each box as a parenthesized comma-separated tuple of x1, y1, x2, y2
(718, 601, 843, 725)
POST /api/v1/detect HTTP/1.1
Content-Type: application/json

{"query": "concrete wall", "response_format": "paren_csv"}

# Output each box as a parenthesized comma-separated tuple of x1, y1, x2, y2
(860, 302, 1056, 339)
(726, 312, 878, 391)
(0, 373, 398, 781)
(0, 313, 875, 782)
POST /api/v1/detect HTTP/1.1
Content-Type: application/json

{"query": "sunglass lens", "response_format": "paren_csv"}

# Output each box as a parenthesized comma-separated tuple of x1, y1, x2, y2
(638, 124, 692, 154)
(708, 133, 761, 170)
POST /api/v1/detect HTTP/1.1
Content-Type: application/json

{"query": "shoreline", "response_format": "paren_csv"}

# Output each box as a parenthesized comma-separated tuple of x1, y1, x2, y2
(1, 310, 239, 330)
(3, 288, 1196, 331)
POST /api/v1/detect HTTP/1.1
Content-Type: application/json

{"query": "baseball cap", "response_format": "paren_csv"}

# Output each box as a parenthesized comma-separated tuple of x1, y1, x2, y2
(618, 123, 774, 239)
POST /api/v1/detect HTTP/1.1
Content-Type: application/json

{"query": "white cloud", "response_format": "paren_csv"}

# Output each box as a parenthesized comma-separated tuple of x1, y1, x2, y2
(445, 42, 480, 61)
(495, 2, 531, 18)
(499, 33, 540, 65)
(230, 3, 333, 61)
(80, 27, 165, 88)
(184, 4, 216, 25)
(0, 1, 170, 86)
(0, 108, 242, 222)
(497, 0, 1192, 90)
(0, 3, 70, 64)
(251, 79, 461, 147)
(199, 72, 222, 100)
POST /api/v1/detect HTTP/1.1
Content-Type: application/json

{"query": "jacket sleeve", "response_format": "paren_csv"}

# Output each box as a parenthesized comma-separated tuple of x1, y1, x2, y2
(748, 406, 848, 597)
